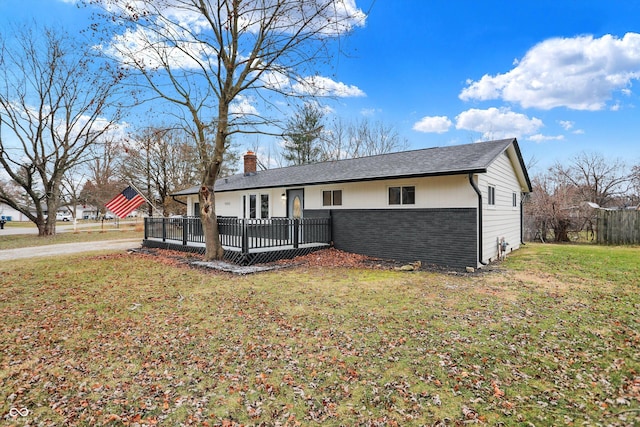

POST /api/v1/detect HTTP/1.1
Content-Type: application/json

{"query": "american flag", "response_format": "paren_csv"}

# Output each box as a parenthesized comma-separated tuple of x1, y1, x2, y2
(105, 186, 146, 219)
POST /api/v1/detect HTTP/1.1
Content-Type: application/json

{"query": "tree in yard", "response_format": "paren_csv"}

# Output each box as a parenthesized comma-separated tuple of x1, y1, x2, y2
(79, 137, 127, 219)
(551, 152, 630, 208)
(60, 163, 89, 224)
(524, 172, 583, 242)
(282, 103, 324, 165)
(629, 164, 640, 206)
(89, 0, 366, 260)
(319, 117, 409, 160)
(0, 25, 124, 235)
(120, 126, 203, 216)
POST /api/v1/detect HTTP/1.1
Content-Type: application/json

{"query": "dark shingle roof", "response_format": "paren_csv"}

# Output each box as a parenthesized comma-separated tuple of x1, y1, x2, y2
(172, 138, 530, 195)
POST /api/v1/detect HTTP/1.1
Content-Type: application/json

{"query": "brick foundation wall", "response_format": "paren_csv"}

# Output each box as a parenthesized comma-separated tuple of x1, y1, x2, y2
(305, 208, 477, 269)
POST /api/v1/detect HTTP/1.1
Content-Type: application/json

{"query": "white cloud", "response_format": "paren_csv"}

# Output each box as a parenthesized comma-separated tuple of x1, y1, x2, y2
(103, 1, 367, 100)
(230, 95, 260, 118)
(527, 134, 565, 143)
(360, 108, 381, 116)
(292, 76, 365, 98)
(105, 26, 218, 70)
(260, 70, 291, 93)
(455, 107, 543, 139)
(558, 120, 574, 130)
(412, 116, 452, 133)
(460, 33, 640, 110)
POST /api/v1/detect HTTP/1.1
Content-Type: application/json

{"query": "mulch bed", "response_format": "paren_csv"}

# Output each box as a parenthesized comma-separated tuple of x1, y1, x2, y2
(132, 247, 403, 270)
(130, 246, 489, 275)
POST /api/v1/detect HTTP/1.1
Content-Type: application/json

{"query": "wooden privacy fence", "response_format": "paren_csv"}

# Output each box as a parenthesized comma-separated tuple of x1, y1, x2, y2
(596, 210, 640, 245)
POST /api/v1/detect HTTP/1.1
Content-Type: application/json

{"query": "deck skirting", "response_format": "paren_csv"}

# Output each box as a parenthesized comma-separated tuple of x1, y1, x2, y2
(142, 238, 328, 265)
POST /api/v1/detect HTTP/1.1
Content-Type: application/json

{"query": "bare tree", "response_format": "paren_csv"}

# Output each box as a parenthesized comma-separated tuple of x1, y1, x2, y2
(524, 172, 582, 242)
(60, 163, 89, 225)
(89, 0, 366, 260)
(121, 126, 203, 216)
(629, 164, 640, 206)
(552, 152, 630, 208)
(320, 117, 408, 160)
(525, 152, 633, 242)
(79, 138, 127, 219)
(0, 25, 124, 235)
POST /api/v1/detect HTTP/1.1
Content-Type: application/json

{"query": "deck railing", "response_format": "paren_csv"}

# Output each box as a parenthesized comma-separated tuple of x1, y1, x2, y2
(144, 216, 331, 253)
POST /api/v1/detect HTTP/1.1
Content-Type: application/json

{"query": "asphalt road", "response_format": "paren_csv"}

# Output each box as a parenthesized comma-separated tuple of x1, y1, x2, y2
(0, 223, 142, 260)
(0, 221, 126, 235)
(0, 238, 143, 261)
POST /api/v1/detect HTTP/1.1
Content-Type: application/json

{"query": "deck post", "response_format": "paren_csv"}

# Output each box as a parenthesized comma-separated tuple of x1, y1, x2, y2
(182, 217, 188, 245)
(293, 218, 299, 249)
(241, 218, 249, 255)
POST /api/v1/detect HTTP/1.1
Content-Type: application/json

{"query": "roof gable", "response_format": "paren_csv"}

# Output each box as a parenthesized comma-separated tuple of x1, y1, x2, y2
(172, 138, 532, 195)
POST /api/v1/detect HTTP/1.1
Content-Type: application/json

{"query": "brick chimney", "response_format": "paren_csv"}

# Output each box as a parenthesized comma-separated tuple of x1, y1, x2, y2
(244, 151, 257, 176)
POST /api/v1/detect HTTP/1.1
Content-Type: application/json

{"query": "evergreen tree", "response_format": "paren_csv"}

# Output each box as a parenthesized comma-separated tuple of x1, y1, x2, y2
(282, 104, 325, 165)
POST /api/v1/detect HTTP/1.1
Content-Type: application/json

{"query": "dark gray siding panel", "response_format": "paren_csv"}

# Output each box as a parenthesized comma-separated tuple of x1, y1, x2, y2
(305, 208, 477, 269)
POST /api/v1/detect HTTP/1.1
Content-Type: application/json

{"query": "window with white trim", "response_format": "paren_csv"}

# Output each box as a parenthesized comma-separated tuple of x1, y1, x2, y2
(244, 193, 270, 218)
(322, 190, 342, 206)
(261, 194, 269, 218)
(249, 194, 257, 218)
(488, 185, 496, 206)
(389, 186, 415, 205)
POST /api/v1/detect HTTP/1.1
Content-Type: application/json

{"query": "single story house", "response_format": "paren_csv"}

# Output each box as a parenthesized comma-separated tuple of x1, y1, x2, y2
(0, 202, 28, 222)
(171, 138, 532, 269)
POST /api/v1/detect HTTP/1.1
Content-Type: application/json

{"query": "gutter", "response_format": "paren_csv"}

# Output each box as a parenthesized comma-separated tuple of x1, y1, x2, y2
(468, 173, 488, 266)
(171, 195, 187, 206)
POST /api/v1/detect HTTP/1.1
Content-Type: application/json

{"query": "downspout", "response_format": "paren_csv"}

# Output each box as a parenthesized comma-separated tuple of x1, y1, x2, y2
(520, 192, 525, 245)
(468, 173, 488, 266)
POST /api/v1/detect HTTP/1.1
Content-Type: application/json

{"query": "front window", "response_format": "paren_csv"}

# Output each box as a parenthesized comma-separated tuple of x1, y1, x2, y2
(249, 194, 257, 218)
(323, 191, 331, 206)
(402, 186, 415, 205)
(261, 194, 269, 218)
(389, 186, 415, 205)
(323, 190, 342, 206)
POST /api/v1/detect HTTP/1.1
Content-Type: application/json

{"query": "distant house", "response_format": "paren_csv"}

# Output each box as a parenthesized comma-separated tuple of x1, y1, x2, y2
(0, 202, 29, 222)
(171, 138, 532, 269)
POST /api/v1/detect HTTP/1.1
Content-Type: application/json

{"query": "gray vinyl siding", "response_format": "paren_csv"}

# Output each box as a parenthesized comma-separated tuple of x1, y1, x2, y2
(306, 208, 477, 269)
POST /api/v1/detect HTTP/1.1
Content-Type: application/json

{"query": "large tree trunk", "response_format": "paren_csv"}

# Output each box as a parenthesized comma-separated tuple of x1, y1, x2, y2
(36, 212, 56, 236)
(554, 219, 571, 242)
(200, 180, 223, 260)
(200, 102, 229, 261)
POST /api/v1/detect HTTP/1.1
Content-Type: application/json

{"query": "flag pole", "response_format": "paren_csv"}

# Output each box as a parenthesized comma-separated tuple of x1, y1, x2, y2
(128, 182, 162, 217)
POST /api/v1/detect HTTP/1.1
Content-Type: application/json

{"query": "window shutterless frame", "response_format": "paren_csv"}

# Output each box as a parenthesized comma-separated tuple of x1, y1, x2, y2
(389, 186, 415, 205)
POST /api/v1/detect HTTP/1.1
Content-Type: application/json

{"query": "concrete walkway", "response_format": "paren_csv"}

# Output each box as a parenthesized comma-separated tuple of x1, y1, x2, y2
(0, 238, 142, 261)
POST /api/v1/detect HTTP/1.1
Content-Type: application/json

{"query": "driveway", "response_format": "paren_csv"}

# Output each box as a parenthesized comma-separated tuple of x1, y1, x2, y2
(0, 238, 142, 261)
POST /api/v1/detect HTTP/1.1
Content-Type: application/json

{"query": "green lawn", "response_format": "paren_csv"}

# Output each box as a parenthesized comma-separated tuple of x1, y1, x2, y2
(0, 243, 638, 426)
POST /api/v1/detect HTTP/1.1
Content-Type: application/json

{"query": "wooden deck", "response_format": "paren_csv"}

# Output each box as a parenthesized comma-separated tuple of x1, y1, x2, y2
(143, 216, 331, 265)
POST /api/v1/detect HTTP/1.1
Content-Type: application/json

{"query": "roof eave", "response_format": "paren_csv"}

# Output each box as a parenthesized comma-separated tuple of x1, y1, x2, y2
(213, 168, 489, 193)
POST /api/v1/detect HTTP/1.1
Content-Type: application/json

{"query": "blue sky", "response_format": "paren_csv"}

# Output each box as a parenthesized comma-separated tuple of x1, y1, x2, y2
(1, 0, 639, 174)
